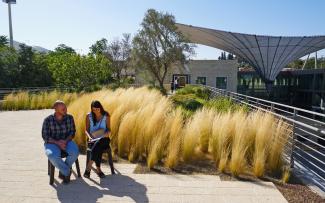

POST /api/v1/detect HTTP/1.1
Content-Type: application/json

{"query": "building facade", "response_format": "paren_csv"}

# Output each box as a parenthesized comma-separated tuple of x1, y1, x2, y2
(238, 68, 325, 112)
(135, 60, 238, 92)
(170, 60, 238, 92)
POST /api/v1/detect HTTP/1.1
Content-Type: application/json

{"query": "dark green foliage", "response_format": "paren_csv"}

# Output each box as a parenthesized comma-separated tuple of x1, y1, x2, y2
(47, 50, 111, 91)
(171, 93, 204, 111)
(0, 36, 8, 47)
(183, 99, 203, 111)
(0, 42, 53, 88)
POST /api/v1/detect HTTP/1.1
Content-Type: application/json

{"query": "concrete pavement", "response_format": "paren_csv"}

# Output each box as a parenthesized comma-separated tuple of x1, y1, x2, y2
(0, 110, 287, 203)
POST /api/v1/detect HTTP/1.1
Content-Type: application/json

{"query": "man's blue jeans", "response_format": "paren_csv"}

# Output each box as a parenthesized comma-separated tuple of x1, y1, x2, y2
(44, 141, 79, 176)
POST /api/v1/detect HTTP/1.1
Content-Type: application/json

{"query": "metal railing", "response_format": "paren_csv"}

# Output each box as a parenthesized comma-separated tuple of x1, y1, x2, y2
(199, 85, 325, 191)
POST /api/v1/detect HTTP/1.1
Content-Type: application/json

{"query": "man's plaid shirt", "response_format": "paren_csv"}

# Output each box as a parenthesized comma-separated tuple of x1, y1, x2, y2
(42, 114, 76, 143)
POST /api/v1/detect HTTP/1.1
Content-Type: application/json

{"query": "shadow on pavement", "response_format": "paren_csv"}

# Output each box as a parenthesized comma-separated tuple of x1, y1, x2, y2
(53, 170, 148, 203)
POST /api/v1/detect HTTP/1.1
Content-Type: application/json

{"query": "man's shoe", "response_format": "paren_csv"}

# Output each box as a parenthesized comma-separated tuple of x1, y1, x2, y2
(62, 175, 70, 184)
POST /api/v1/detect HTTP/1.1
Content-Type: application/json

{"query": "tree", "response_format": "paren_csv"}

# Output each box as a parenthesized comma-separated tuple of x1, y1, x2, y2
(89, 35, 132, 85)
(286, 59, 304, 69)
(16, 44, 52, 87)
(219, 51, 227, 60)
(0, 45, 18, 87)
(132, 9, 194, 94)
(0, 36, 8, 47)
(53, 44, 76, 54)
(107, 33, 132, 84)
(89, 38, 108, 56)
(48, 52, 111, 90)
(227, 53, 234, 60)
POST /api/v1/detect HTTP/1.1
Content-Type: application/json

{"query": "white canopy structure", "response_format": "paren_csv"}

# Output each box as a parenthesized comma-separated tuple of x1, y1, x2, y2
(176, 23, 325, 87)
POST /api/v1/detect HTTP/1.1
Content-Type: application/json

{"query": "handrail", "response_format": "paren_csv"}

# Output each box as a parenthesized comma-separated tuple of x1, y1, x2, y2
(208, 86, 325, 118)
(197, 84, 325, 191)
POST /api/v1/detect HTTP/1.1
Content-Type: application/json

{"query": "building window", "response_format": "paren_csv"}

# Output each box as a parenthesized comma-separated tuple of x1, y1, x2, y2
(216, 77, 227, 89)
(196, 77, 206, 85)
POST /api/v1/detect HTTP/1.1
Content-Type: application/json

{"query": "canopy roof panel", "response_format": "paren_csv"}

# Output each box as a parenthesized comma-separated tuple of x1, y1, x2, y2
(176, 23, 325, 82)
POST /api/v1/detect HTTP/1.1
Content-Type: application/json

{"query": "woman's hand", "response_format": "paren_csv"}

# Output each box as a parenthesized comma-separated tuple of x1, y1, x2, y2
(104, 131, 111, 138)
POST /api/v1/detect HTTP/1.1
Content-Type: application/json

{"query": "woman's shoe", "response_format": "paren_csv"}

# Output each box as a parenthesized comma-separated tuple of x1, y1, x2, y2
(97, 171, 106, 178)
(111, 168, 116, 175)
(83, 169, 91, 178)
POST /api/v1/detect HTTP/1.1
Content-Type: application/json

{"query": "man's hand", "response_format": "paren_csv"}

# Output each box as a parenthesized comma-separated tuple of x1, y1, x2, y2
(65, 135, 73, 143)
(57, 140, 67, 150)
(53, 140, 66, 151)
(48, 138, 67, 150)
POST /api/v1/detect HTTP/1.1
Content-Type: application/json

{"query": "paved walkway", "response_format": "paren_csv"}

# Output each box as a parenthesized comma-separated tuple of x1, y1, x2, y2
(0, 110, 287, 203)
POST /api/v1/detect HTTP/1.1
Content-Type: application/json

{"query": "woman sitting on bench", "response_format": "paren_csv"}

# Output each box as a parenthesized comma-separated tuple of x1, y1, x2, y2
(83, 100, 115, 178)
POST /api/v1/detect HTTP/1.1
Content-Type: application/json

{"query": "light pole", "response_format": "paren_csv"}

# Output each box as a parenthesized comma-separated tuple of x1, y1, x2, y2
(2, 0, 16, 48)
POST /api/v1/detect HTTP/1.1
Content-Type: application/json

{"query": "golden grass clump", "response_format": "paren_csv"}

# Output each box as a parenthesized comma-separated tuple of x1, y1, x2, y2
(165, 108, 184, 168)
(2, 90, 79, 110)
(229, 111, 251, 176)
(253, 112, 275, 177)
(198, 108, 215, 153)
(182, 115, 200, 162)
(182, 108, 215, 162)
(211, 112, 234, 172)
(281, 167, 291, 184)
(117, 111, 137, 157)
(66, 86, 290, 177)
(147, 115, 172, 168)
(268, 119, 292, 172)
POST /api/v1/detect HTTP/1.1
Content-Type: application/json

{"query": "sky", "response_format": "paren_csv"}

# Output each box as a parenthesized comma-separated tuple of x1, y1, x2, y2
(1, 0, 325, 59)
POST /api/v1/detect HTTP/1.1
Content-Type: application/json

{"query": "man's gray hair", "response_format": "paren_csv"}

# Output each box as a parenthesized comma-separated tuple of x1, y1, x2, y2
(52, 100, 66, 109)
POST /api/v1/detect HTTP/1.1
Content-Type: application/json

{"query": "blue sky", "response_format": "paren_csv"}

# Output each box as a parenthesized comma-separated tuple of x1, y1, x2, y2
(1, 0, 325, 59)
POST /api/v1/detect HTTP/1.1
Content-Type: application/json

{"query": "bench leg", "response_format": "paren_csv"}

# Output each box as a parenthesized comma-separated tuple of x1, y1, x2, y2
(48, 160, 51, 175)
(86, 149, 91, 169)
(107, 147, 115, 174)
(75, 159, 81, 177)
(49, 161, 55, 185)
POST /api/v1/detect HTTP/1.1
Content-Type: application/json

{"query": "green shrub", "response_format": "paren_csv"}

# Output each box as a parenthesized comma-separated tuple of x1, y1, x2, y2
(170, 93, 204, 112)
(183, 99, 203, 111)
(175, 85, 211, 100)
(204, 97, 249, 113)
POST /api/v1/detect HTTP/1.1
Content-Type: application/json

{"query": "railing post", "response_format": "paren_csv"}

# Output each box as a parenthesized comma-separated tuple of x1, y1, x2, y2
(271, 103, 274, 112)
(290, 109, 297, 169)
(256, 100, 260, 108)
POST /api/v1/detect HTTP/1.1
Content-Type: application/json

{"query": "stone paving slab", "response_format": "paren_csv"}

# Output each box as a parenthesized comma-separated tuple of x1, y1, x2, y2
(0, 110, 288, 203)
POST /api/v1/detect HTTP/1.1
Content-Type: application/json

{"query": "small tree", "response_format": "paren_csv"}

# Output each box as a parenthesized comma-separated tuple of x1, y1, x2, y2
(0, 36, 8, 47)
(132, 9, 195, 94)
(89, 38, 108, 56)
(227, 53, 234, 60)
(107, 33, 132, 84)
(54, 44, 76, 54)
(89, 34, 132, 85)
(0, 44, 18, 87)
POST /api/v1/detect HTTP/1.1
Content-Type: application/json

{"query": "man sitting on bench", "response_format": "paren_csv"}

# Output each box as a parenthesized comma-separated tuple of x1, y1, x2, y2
(42, 100, 79, 184)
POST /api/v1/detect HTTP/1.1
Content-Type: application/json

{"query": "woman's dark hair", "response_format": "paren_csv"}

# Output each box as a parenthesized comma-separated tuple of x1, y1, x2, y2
(91, 100, 109, 125)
